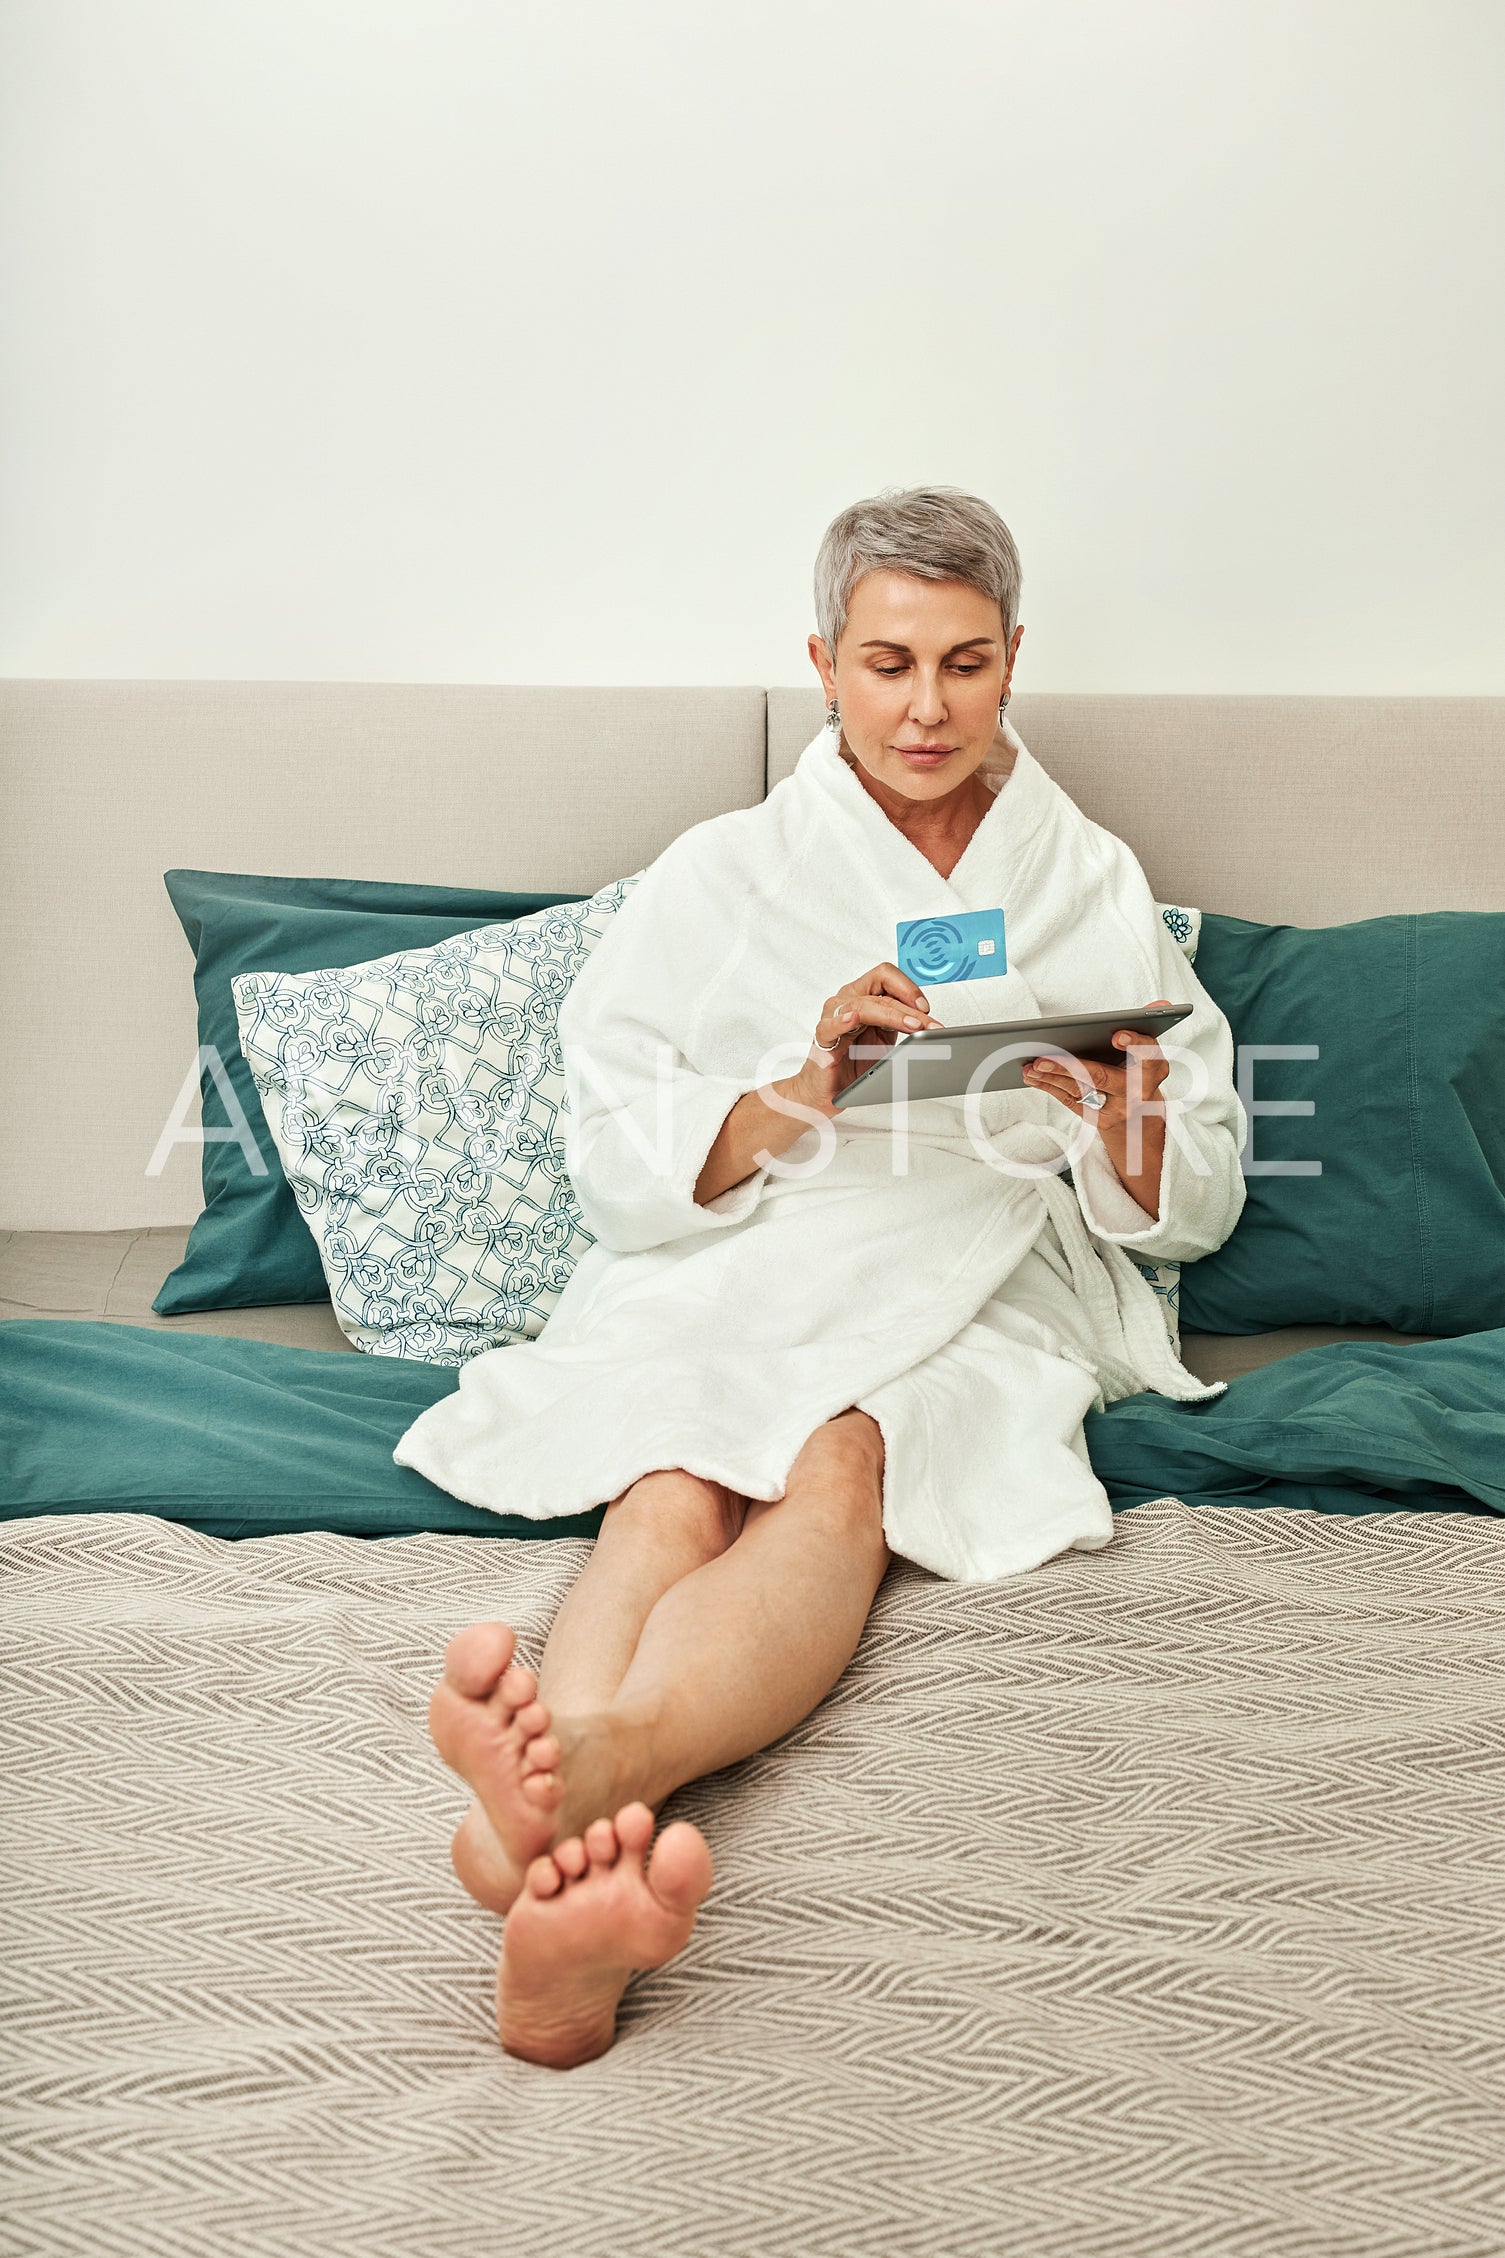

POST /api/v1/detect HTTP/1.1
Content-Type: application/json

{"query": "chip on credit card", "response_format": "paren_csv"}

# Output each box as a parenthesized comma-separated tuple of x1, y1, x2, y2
(896, 907, 1007, 986)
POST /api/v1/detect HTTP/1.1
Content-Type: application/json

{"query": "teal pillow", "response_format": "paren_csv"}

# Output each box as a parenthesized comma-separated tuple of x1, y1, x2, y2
(1182, 911, 1505, 1336)
(154, 872, 577, 1315)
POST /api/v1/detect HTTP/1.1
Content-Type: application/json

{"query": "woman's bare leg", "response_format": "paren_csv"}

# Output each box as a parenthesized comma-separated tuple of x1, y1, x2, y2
(535, 1410, 891, 1832)
(433, 1410, 887, 1863)
(444, 1468, 746, 1910)
(536, 1468, 749, 1713)
(428, 1409, 890, 2065)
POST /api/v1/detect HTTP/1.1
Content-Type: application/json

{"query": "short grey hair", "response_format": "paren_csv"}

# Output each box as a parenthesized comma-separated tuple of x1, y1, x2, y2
(813, 485, 1023, 656)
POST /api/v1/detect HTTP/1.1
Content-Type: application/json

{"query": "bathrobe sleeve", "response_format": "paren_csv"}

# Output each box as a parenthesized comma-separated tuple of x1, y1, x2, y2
(1071, 899, 1248, 1265)
(557, 833, 781, 1255)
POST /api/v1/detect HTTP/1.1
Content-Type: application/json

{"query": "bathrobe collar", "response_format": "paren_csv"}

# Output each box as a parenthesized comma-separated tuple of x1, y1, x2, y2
(795, 716, 1054, 913)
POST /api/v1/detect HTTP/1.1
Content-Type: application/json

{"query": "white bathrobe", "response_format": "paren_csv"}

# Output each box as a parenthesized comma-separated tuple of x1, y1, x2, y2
(393, 722, 1247, 1582)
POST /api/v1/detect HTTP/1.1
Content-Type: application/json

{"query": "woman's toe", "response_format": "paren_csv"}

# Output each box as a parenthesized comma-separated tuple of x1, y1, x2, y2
(441, 1622, 516, 1697)
(648, 1820, 714, 1914)
(584, 1817, 619, 1867)
(552, 1835, 589, 1881)
(612, 1801, 656, 1856)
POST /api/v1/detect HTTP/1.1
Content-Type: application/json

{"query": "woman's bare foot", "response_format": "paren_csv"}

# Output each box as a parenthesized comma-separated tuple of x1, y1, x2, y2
(450, 1802, 525, 1914)
(429, 1623, 564, 1892)
(498, 1802, 713, 2067)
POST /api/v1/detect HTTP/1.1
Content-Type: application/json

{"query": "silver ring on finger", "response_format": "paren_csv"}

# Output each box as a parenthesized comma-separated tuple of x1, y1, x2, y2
(810, 1040, 839, 1065)
(1079, 1086, 1108, 1111)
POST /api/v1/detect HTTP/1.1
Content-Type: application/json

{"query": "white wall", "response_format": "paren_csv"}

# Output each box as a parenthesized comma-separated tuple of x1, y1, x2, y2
(2, 0, 1502, 693)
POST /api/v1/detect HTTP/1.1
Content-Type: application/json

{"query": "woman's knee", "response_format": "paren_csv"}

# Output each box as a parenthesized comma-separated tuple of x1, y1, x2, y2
(601, 1466, 746, 1562)
(791, 1410, 888, 1546)
(812, 1407, 885, 1479)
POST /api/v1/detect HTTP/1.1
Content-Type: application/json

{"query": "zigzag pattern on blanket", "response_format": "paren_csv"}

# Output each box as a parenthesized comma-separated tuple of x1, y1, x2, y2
(5, 1501, 1503, 2258)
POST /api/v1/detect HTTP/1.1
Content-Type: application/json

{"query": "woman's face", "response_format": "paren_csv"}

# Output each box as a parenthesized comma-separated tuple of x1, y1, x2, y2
(810, 569, 1023, 801)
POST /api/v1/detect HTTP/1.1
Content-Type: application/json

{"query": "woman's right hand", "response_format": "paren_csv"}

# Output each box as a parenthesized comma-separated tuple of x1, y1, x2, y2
(695, 964, 947, 1206)
(777, 963, 946, 1116)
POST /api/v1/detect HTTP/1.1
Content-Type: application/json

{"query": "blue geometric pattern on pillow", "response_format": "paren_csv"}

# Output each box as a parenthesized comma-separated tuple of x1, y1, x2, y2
(233, 876, 641, 1363)
(1125, 902, 1202, 1350)
(1126, 1254, 1183, 1343)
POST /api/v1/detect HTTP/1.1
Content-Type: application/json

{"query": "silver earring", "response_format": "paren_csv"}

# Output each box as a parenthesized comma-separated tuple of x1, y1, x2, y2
(825, 696, 841, 732)
(998, 691, 1011, 721)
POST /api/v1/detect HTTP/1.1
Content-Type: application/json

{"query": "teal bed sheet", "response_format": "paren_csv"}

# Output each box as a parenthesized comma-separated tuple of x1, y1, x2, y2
(0, 1319, 1500, 1543)
(0, 1322, 602, 1542)
(1085, 1330, 1505, 1519)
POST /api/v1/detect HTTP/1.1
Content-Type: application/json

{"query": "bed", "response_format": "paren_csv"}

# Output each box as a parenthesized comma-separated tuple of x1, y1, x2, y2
(2, 681, 1503, 2255)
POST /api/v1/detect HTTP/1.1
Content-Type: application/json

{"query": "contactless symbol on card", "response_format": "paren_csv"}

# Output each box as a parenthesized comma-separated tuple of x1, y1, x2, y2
(896, 908, 1007, 985)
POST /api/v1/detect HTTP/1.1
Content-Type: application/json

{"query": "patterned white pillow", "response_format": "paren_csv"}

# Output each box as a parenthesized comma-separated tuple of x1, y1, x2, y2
(1124, 903, 1203, 1349)
(233, 875, 642, 1363)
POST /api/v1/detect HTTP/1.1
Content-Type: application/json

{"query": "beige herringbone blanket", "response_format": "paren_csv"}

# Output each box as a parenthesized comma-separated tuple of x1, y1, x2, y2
(4, 1501, 1503, 2258)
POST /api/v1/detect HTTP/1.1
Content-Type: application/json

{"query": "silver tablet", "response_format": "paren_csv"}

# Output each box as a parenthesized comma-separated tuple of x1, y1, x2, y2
(830, 1004, 1193, 1109)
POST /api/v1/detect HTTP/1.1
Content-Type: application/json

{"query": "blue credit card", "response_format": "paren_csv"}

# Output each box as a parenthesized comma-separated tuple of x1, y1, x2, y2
(896, 907, 1007, 986)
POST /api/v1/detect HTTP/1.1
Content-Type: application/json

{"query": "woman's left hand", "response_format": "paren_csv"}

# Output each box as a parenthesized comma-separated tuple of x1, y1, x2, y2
(1021, 1000, 1176, 1124)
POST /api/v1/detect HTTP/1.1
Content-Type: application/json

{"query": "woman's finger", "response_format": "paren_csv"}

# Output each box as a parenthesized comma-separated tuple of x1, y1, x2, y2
(811, 1011, 893, 1059)
(1025, 1056, 1112, 1108)
(1111, 999, 1176, 1054)
(865, 961, 931, 1009)
(828, 996, 943, 1039)
(818, 966, 932, 1059)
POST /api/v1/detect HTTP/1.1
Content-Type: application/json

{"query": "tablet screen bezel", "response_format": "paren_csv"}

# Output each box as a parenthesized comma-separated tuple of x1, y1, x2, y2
(830, 1002, 1194, 1110)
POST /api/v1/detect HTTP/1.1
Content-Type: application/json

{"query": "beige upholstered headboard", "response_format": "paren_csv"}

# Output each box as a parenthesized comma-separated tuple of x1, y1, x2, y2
(0, 683, 764, 1231)
(3, 681, 1502, 1232)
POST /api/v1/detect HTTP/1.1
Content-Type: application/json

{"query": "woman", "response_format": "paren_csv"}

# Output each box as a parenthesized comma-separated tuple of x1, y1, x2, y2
(399, 487, 1247, 2069)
